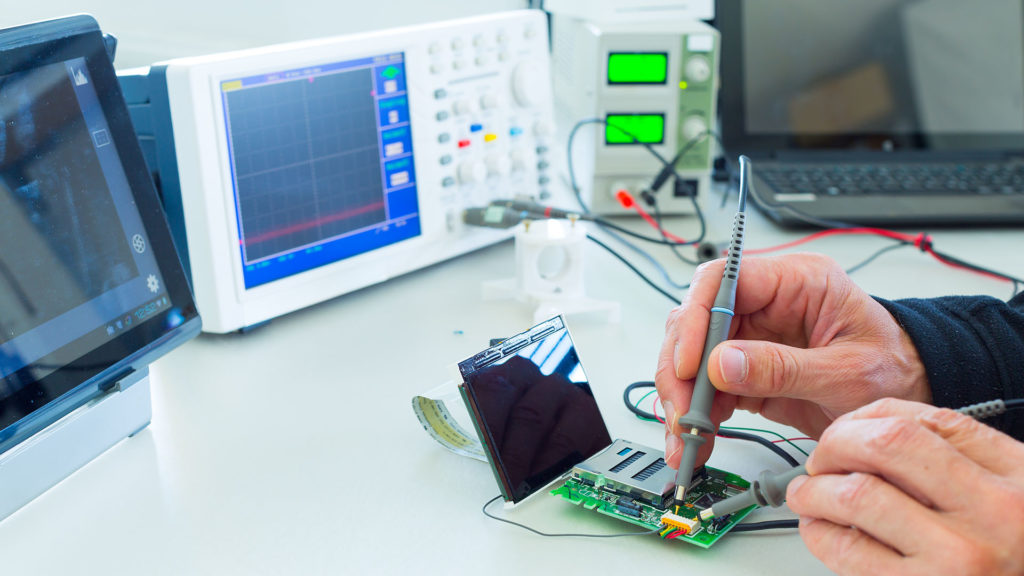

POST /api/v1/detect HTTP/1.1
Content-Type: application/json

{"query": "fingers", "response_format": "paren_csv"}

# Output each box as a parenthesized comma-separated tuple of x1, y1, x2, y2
(787, 472, 945, 557)
(844, 398, 1024, 477)
(665, 259, 722, 381)
(798, 516, 909, 576)
(807, 413, 986, 511)
(707, 340, 876, 410)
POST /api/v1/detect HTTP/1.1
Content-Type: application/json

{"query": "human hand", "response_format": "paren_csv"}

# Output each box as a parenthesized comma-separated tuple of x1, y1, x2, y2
(786, 398, 1024, 575)
(656, 253, 930, 469)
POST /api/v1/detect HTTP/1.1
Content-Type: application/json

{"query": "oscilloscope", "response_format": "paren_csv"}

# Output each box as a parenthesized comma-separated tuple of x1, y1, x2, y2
(119, 10, 559, 333)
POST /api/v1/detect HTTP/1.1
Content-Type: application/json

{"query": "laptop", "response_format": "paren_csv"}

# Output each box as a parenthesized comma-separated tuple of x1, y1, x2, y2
(717, 0, 1024, 227)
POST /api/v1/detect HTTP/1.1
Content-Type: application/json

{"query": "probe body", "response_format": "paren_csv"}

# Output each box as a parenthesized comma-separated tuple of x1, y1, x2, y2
(672, 157, 750, 509)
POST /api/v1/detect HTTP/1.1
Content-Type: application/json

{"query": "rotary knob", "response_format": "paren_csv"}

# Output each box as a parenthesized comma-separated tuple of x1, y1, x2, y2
(485, 153, 511, 176)
(682, 115, 708, 142)
(685, 56, 711, 83)
(511, 61, 545, 107)
(510, 148, 529, 172)
(480, 93, 499, 110)
(458, 161, 487, 184)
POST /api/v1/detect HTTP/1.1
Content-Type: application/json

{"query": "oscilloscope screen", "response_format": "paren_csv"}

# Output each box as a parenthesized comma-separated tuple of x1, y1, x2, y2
(220, 52, 421, 289)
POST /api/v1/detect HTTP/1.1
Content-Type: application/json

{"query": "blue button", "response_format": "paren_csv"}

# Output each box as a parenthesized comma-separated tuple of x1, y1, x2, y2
(510, 126, 523, 136)
(470, 123, 483, 133)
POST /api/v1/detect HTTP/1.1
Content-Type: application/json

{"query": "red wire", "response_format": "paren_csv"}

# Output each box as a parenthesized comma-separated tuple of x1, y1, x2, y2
(634, 203, 689, 244)
(616, 189, 690, 244)
(744, 228, 1012, 284)
(652, 394, 665, 424)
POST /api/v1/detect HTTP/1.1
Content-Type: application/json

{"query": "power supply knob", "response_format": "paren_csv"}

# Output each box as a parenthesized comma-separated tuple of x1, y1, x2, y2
(453, 100, 473, 115)
(685, 56, 712, 83)
(682, 115, 708, 142)
(458, 160, 487, 184)
(485, 153, 511, 176)
(510, 148, 529, 172)
(511, 61, 544, 107)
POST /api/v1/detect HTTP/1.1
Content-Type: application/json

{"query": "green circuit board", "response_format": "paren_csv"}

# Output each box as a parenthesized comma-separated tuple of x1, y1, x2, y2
(550, 466, 755, 548)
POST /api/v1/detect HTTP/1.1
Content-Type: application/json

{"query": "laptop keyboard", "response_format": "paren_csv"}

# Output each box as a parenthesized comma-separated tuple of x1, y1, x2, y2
(758, 162, 1024, 197)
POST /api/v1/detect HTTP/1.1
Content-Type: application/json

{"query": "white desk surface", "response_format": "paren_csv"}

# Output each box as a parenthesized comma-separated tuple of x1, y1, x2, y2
(1, 190, 1022, 574)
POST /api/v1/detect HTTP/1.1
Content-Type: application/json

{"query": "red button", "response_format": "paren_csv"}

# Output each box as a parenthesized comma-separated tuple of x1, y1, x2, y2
(458, 139, 471, 148)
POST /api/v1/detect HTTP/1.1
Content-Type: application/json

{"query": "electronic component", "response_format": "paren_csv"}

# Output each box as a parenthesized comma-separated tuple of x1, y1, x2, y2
(552, 465, 755, 548)
(456, 315, 755, 547)
(119, 11, 562, 332)
(660, 511, 700, 534)
(551, 16, 719, 214)
(571, 439, 674, 507)
(0, 15, 200, 520)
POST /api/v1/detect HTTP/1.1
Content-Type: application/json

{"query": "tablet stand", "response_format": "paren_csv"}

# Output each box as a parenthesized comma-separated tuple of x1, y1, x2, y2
(0, 368, 151, 521)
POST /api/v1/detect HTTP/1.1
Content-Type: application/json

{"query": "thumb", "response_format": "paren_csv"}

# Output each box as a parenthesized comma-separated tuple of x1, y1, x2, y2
(708, 340, 857, 404)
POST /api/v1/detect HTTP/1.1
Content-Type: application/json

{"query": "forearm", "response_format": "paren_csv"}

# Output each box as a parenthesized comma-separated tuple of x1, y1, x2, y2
(876, 292, 1024, 440)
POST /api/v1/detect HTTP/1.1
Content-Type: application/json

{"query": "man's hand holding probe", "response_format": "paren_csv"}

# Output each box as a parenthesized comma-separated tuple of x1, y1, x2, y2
(656, 253, 1024, 574)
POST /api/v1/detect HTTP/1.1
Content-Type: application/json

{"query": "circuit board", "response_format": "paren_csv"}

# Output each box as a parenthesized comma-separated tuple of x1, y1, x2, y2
(550, 466, 755, 548)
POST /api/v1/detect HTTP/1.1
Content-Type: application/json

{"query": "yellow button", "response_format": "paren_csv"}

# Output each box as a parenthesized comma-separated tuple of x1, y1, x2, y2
(484, 133, 498, 142)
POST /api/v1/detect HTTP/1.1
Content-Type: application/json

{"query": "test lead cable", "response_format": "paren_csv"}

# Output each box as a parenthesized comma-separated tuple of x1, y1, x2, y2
(671, 155, 751, 512)
(699, 398, 1024, 521)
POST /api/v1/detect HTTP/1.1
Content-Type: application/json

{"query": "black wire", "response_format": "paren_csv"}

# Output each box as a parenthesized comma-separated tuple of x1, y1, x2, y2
(587, 235, 682, 305)
(729, 519, 800, 532)
(739, 170, 1024, 287)
(568, 118, 674, 214)
(717, 428, 801, 468)
(623, 381, 660, 420)
(1007, 399, 1024, 411)
(482, 495, 663, 538)
(844, 242, 908, 276)
(623, 381, 801, 467)
(588, 216, 697, 246)
(651, 194, 702, 266)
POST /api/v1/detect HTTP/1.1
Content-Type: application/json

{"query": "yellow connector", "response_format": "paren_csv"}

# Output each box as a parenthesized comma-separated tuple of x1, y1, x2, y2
(660, 512, 699, 535)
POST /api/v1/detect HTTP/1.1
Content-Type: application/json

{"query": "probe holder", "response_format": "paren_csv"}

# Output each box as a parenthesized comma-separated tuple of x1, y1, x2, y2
(482, 219, 619, 323)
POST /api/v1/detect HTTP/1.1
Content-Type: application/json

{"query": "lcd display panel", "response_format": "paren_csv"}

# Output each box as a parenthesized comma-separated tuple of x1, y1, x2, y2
(607, 52, 669, 84)
(458, 317, 612, 503)
(605, 113, 666, 144)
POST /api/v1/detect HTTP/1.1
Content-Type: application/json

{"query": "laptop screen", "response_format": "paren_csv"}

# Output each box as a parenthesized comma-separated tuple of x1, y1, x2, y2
(719, 0, 1024, 152)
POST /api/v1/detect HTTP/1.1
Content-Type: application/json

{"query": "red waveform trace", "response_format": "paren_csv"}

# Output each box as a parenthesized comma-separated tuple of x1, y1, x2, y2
(242, 200, 386, 247)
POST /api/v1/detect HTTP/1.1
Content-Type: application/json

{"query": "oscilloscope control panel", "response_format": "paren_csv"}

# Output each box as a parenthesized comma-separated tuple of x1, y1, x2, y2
(119, 11, 561, 333)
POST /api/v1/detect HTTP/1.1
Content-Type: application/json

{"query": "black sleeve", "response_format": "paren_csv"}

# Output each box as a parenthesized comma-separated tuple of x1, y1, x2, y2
(875, 292, 1024, 441)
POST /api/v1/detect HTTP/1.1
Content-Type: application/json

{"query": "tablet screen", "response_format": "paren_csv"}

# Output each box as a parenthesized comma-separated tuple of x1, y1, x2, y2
(0, 17, 199, 451)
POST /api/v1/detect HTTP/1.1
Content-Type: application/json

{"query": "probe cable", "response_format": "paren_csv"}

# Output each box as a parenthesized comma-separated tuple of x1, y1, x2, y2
(623, 381, 804, 467)
(742, 185, 1024, 290)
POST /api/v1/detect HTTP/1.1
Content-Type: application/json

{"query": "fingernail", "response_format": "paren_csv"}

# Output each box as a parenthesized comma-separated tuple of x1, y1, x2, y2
(673, 341, 684, 377)
(719, 346, 748, 385)
(799, 516, 816, 529)
(662, 400, 675, 433)
(666, 434, 682, 466)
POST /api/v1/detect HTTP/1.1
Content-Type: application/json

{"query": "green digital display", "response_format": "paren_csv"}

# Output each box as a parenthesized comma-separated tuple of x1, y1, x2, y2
(605, 114, 665, 145)
(607, 52, 668, 84)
